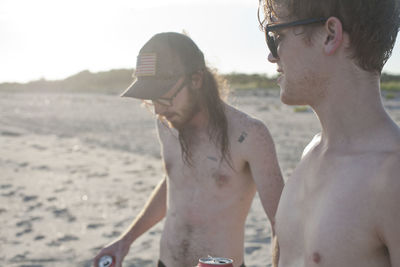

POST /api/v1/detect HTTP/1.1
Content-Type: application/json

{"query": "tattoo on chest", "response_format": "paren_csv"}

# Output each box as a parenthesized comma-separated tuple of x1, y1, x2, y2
(238, 131, 248, 143)
(207, 156, 218, 162)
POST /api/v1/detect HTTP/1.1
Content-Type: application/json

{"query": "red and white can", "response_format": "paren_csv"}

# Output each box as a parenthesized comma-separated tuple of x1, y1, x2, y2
(197, 257, 234, 267)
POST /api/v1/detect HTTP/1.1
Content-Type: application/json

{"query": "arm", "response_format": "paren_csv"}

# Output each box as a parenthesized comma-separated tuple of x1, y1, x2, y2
(377, 155, 400, 266)
(94, 177, 167, 267)
(242, 120, 284, 265)
(272, 236, 280, 267)
(121, 176, 167, 243)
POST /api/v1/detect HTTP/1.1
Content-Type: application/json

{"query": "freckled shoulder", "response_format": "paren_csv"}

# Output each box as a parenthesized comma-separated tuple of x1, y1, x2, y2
(224, 104, 274, 148)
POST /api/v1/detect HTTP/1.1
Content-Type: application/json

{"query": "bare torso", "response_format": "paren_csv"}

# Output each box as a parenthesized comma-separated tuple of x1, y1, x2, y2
(157, 104, 281, 267)
(276, 133, 400, 267)
(161, 139, 255, 267)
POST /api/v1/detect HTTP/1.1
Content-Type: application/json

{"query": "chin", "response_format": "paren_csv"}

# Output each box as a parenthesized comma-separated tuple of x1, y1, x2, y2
(279, 86, 294, 105)
(280, 94, 296, 105)
(280, 90, 307, 106)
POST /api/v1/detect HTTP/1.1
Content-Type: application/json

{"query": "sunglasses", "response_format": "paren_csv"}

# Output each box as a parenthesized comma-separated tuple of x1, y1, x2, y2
(144, 77, 187, 107)
(262, 17, 327, 58)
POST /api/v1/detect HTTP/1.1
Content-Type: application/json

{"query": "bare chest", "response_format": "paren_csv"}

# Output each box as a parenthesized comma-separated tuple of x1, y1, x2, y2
(163, 134, 250, 190)
(276, 155, 386, 266)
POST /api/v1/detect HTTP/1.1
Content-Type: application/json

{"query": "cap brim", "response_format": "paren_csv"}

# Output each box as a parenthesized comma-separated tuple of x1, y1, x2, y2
(120, 77, 178, 100)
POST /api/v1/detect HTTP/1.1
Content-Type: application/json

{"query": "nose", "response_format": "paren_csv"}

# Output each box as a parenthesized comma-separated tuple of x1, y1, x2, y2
(268, 52, 279, 63)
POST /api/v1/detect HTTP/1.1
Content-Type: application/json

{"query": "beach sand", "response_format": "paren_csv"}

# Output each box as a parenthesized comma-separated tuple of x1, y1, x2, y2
(1, 90, 399, 267)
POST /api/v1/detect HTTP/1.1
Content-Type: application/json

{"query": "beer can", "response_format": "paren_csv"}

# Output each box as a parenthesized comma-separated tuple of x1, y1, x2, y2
(98, 255, 113, 267)
(198, 257, 234, 267)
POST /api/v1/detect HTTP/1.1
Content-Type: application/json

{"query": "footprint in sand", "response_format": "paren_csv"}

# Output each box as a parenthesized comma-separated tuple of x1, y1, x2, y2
(16, 219, 33, 228)
(0, 184, 15, 198)
(16, 228, 33, 237)
(87, 223, 105, 229)
(47, 197, 57, 202)
(0, 184, 13, 190)
(22, 195, 38, 202)
(54, 187, 67, 193)
(9, 252, 29, 262)
(1, 130, 21, 137)
(50, 207, 76, 222)
(32, 165, 50, 171)
(27, 202, 43, 212)
(46, 240, 62, 247)
(15, 217, 42, 237)
(34, 235, 46, 241)
(248, 236, 271, 244)
(46, 235, 79, 247)
(57, 234, 79, 242)
(2, 190, 17, 197)
(245, 246, 262, 255)
(31, 144, 47, 151)
(102, 230, 121, 238)
(18, 162, 29, 168)
(87, 172, 109, 179)
(114, 197, 129, 209)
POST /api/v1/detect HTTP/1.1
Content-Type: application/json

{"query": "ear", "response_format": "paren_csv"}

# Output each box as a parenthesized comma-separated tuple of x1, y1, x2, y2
(190, 70, 203, 90)
(323, 17, 343, 55)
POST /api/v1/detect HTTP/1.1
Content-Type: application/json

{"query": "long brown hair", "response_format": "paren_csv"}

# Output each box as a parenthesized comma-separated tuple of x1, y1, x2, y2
(178, 67, 231, 167)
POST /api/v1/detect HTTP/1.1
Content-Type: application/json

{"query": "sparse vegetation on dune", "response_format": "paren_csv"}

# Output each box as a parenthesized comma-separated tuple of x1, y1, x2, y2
(0, 69, 399, 95)
(381, 81, 400, 92)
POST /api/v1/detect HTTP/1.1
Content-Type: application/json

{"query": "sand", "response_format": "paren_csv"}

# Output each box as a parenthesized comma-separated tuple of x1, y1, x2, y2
(1, 90, 399, 267)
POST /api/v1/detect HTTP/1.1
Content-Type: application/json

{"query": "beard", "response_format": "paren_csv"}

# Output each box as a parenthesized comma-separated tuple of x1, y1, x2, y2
(162, 88, 201, 130)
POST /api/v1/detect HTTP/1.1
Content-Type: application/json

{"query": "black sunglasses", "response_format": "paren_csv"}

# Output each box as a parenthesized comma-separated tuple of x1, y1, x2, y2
(144, 77, 187, 107)
(263, 18, 327, 58)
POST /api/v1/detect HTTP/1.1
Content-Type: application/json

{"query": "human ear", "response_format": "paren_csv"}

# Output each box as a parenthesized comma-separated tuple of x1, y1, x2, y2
(190, 70, 203, 90)
(323, 17, 343, 55)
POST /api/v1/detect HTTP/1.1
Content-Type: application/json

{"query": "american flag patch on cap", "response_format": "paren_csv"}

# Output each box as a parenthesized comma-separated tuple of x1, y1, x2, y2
(135, 53, 157, 77)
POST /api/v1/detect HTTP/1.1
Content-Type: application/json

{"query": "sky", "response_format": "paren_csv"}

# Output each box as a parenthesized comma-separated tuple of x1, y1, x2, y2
(1, 0, 400, 84)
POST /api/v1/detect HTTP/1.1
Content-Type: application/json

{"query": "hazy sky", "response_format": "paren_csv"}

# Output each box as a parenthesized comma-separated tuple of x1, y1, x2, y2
(1, 0, 400, 83)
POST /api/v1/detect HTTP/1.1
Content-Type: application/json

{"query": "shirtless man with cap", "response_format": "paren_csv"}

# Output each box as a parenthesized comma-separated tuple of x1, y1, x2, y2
(93, 32, 284, 267)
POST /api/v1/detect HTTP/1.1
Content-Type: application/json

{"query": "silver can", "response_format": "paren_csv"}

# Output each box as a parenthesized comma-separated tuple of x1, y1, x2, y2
(198, 257, 234, 266)
(98, 255, 113, 267)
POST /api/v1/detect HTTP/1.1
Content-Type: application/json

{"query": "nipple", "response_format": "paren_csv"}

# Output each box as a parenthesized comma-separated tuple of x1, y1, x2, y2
(312, 252, 321, 264)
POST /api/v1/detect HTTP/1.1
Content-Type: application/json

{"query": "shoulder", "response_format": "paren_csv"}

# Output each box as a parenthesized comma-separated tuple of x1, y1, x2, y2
(224, 104, 275, 153)
(376, 150, 400, 197)
(225, 104, 272, 139)
(374, 133, 400, 193)
(374, 150, 400, 245)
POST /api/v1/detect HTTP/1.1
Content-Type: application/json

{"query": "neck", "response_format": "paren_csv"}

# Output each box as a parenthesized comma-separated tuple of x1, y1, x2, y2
(311, 69, 393, 150)
(184, 106, 209, 131)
